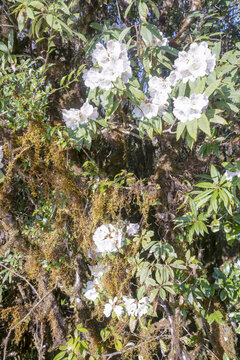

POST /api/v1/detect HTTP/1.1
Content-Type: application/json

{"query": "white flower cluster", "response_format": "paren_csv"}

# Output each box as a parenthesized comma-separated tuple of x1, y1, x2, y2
(123, 296, 149, 317)
(143, 32, 168, 48)
(62, 100, 98, 130)
(93, 224, 124, 255)
(83, 263, 106, 302)
(103, 295, 150, 319)
(83, 40, 132, 91)
(84, 221, 139, 303)
(125, 223, 140, 237)
(170, 42, 216, 85)
(92, 222, 139, 255)
(103, 296, 124, 318)
(0, 146, 4, 168)
(225, 169, 240, 181)
(173, 94, 209, 123)
(134, 76, 171, 120)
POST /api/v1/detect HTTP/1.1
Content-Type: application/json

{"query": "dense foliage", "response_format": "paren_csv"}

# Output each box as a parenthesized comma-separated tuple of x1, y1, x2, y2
(0, 0, 239, 359)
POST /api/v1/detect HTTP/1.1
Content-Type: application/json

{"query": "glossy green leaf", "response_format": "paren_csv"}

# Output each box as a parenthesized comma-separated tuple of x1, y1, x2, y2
(198, 113, 211, 136)
(186, 119, 198, 140)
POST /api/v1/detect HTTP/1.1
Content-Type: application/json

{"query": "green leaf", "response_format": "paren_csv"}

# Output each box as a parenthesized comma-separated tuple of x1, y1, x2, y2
(0, 42, 9, 54)
(164, 285, 175, 295)
(8, 29, 14, 53)
(198, 113, 211, 136)
(53, 352, 66, 360)
(159, 288, 166, 300)
(155, 270, 163, 284)
(46, 14, 55, 27)
(90, 23, 103, 31)
(140, 265, 150, 284)
(204, 79, 221, 97)
(138, 0, 149, 18)
(212, 41, 221, 60)
(176, 122, 185, 140)
(128, 85, 145, 101)
(76, 324, 88, 333)
(210, 165, 219, 183)
(125, 1, 134, 17)
(186, 133, 194, 149)
(159, 46, 179, 57)
(26, 7, 35, 19)
(115, 340, 122, 351)
(100, 328, 111, 342)
(220, 289, 227, 301)
(150, 288, 158, 302)
(219, 188, 229, 208)
(210, 114, 227, 125)
(18, 12, 26, 32)
(144, 24, 163, 40)
(159, 339, 167, 354)
(74, 31, 87, 42)
(58, 1, 70, 15)
(140, 24, 152, 45)
(119, 26, 131, 41)
(207, 310, 224, 325)
(223, 353, 230, 360)
(190, 77, 206, 94)
(29, 1, 44, 10)
(0, 170, 5, 182)
(148, 0, 160, 18)
(137, 285, 146, 300)
(186, 119, 198, 140)
(162, 112, 174, 124)
(210, 190, 218, 213)
(58, 20, 72, 36)
(194, 190, 213, 208)
(195, 182, 214, 188)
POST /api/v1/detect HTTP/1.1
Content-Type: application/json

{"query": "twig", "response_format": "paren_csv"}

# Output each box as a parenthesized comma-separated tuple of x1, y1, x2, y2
(162, 120, 177, 134)
(110, 126, 142, 140)
(0, 262, 40, 299)
(3, 286, 56, 360)
(0, 24, 14, 27)
(116, 0, 122, 23)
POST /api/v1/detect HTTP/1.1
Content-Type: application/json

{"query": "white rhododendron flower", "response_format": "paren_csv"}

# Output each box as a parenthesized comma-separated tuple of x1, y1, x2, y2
(134, 76, 171, 120)
(143, 32, 168, 48)
(83, 263, 107, 301)
(134, 98, 159, 119)
(0, 146, 4, 168)
(170, 41, 216, 84)
(137, 297, 149, 317)
(148, 76, 172, 99)
(81, 100, 99, 121)
(89, 263, 106, 280)
(93, 224, 124, 254)
(225, 170, 240, 181)
(62, 108, 82, 130)
(62, 100, 98, 130)
(123, 296, 138, 317)
(173, 94, 209, 123)
(123, 296, 149, 317)
(83, 281, 99, 301)
(126, 223, 140, 237)
(134, 97, 168, 120)
(103, 297, 124, 318)
(83, 40, 132, 90)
